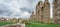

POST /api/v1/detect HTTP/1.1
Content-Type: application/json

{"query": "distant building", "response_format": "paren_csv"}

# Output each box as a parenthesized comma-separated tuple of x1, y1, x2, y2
(0, 17, 7, 21)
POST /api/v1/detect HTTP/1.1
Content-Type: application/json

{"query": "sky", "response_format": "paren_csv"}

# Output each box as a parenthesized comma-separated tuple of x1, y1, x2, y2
(0, 0, 53, 18)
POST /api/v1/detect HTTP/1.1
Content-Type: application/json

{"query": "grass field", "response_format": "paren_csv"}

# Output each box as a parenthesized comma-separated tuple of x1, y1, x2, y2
(26, 22, 60, 27)
(0, 21, 14, 26)
(0, 21, 60, 27)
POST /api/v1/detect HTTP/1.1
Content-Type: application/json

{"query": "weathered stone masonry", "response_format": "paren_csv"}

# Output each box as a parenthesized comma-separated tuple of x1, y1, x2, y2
(53, 0, 60, 24)
(30, 0, 50, 23)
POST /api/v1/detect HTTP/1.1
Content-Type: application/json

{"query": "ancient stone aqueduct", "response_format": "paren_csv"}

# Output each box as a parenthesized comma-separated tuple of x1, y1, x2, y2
(30, 0, 60, 24)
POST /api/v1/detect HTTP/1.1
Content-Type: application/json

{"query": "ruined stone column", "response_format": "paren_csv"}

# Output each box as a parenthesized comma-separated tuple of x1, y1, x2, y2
(30, 12, 36, 21)
(53, 0, 60, 24)
(36, 1, 44, 22)
(43, 0, 50, 23)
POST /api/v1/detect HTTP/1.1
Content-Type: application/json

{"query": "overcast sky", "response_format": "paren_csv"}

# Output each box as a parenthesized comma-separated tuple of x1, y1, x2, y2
(0, 0, 53, 18)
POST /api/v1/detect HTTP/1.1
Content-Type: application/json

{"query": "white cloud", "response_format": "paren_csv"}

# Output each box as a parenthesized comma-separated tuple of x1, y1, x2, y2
(0, 0, 53, 18)
(20, 11, 31, 18)
(0, 0, 38, 18)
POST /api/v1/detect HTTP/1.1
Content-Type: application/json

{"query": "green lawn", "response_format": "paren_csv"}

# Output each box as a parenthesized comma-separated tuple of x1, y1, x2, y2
(26, 22, 60, 27)
(0, 21, 60, 27)
(0, 21, 14, 26)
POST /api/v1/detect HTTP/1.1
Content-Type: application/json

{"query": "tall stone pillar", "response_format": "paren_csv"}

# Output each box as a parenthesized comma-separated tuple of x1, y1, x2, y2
(53, 0, 60, 24)
(30, 12, 36, 21)
(36, 1, 44, 22)
(43, 0, 50, 23)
